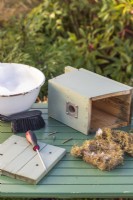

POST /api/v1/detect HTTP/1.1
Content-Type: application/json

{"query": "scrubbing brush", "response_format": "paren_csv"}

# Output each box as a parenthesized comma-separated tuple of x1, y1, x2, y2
(0, 110, 45, 133)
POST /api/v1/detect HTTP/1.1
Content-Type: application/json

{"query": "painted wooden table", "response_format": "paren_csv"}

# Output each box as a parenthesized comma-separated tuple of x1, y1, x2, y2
(0, 103, 133, 198)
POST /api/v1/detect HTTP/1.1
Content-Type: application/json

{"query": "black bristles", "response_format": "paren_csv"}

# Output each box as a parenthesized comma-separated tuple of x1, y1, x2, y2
(11, 116, 45, 133)
(11, 115, 45, 133)
(1, 110, 45, 133)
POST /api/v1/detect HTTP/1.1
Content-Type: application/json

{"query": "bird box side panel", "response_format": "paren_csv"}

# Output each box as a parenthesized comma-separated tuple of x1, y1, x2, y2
(48, 80, 91, 135)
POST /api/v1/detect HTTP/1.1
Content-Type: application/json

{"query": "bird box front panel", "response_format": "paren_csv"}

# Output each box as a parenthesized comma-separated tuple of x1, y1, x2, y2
(48, 67, 133, 134)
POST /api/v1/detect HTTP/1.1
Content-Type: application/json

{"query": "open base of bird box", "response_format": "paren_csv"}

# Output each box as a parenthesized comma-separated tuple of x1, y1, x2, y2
(0, 135, 66, 184)
(90, 92, 132, 132)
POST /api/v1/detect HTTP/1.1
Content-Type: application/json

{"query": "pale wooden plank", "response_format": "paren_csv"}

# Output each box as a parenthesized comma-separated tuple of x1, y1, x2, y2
(0, 135, 29, 169)
(0, 135, 66, 184)
(16, 143, 66, 184)
(15, 152, 47, 184)
(2, 142, 47, 178)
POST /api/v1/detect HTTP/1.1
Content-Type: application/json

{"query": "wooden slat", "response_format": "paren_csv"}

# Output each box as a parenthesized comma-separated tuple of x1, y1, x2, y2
(2, 142, 47, 178)
(47, 168, 133, 176)
(16, 143, 66, 184)
(0, 135, 29, 169)
(1, 184, 133, 198)
(0, 135, 66, 184)
(40, 175, 133, 185)
(1, 172, 133, 185)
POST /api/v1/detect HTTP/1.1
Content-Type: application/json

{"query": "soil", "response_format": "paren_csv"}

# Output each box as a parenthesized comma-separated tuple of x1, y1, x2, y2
(0, 0, 42, 24)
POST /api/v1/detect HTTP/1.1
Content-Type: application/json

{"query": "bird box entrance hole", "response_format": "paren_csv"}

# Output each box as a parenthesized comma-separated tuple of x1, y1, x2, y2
(90, 92, 132, 131)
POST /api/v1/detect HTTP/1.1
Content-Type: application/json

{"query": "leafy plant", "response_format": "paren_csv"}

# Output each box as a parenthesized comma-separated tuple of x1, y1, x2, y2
(0, 0, 133, 98)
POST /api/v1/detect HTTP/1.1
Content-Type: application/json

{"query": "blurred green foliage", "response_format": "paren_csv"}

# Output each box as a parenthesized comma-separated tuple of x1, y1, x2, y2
(0, 0, 133, 98)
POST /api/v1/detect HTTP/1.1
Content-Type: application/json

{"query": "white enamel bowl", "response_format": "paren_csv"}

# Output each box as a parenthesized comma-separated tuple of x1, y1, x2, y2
(0, 63, 45, 116)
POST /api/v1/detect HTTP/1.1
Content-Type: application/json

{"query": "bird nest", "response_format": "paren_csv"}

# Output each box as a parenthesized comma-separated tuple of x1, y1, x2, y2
(71, 128, 133, 171)
(95, 128, 133, 156)
(71, 139, 124, 171)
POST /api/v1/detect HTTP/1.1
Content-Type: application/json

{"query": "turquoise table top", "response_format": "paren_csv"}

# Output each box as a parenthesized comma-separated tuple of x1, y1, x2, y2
(0, 103, 133, 198)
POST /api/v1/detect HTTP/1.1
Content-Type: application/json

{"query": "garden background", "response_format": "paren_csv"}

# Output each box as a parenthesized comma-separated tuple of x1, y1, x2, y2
(0, 0, 133, 101)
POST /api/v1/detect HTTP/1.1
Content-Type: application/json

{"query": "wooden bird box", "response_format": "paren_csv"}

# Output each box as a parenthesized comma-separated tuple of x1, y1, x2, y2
(48, 67, 133, 135)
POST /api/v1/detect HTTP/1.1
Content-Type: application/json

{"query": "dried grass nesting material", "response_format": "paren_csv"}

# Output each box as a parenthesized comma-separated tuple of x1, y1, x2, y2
(71, 139, 124, 171)
(95, 128, 133, 156)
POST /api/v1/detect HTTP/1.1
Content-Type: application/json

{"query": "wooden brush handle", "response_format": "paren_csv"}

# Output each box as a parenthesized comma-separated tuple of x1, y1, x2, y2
(0, 110, 42, 122)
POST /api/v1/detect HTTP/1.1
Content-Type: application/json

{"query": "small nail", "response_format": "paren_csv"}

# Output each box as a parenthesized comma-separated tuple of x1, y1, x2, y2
(62, 137, 73, 144)
(48, 131, 58, 136)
